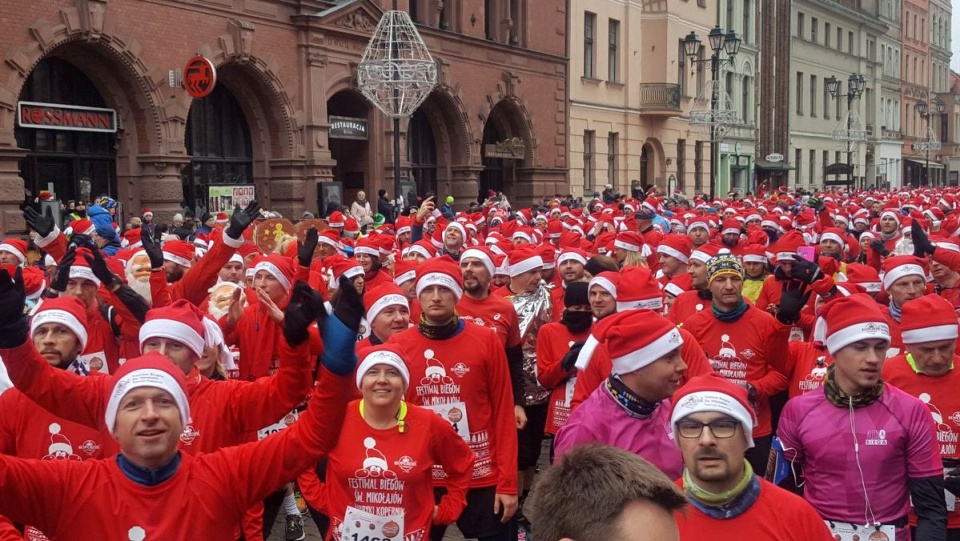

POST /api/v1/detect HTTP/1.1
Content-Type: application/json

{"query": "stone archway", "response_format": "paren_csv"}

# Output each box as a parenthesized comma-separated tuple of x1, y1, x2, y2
(413, 85, 475, 205)
(479, 97, 536, 204)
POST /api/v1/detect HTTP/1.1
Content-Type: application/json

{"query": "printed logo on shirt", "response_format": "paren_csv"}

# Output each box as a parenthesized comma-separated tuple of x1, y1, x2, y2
(79, 439, 101, 456)
(707, 334, 749, 387)
(356, 437, 397, 479)
(417, 349, 457, 389)
(741, 348, 756, 360)
(950, 411, 960, 426)
(180, 424, 200, 445)
(42, 423, 82, 461)
(394, 455, 418, 473)
(799, 360, 828, 392)
(451, 362, 470, 378)
(865, 429, 888, 446)
(919, 393, 959, 455)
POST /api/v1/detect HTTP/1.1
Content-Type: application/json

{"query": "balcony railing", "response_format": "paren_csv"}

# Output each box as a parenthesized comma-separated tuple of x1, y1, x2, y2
(638, 83, 682, 114)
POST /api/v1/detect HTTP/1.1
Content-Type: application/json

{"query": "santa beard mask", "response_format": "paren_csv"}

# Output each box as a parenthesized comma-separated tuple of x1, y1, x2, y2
(126, 273, 153, 307)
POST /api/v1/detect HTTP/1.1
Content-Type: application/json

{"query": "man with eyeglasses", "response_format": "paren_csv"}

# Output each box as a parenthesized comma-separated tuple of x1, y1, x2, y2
(671, 374, 832, 540)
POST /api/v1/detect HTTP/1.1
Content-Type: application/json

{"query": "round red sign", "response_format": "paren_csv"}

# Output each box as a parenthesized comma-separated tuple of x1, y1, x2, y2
(183, 56, 217, 98)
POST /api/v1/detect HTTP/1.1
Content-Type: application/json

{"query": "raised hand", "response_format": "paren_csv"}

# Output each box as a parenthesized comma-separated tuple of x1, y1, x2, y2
(51, 246, 77, 292)
(298, 227, 319, 268)
(776, 281, 811, 325)
(331, 275, 363, 333)
(0, 267, 28, 347)
(789, 258, 824, 285)
(911, 219, 935, 257)
(84, 245, 118, 287)
(23, 206, 55, 237)
(225, 201, 261, 239)
(140, 225, 164, 269)
(283, 282, 324, 346)
(870, 238, 890, 257)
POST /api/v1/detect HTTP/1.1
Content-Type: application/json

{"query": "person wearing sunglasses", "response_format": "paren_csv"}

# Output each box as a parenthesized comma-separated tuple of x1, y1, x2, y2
(671, 373, 831, 540)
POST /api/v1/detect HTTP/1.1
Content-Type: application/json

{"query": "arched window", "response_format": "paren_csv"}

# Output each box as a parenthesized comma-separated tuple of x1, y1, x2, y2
(407, 110, 437, 196)
(182, 85, 253, 215)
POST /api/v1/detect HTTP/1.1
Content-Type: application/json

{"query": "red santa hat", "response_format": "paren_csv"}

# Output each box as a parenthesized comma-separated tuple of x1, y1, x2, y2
(355, 236, 382, 259)
(121, 228, 143, 249)
(364, 283, 410, 323)
(557, 247, 588, 267)
(31, 296, 88, 349)
(355, 344, 410, 389)
(769, 230, 806, 263)
(880, 255, 927, 291)
(538, 244, 556, 270)
(162, 240, 195, 268)
(720, 218, 742, 236)
(405, 240, 436, 260)
(742, 244, 768, 264)
(0, 239, 27, 264)
(574, 309, 683, 375)
(690, 243, 725, 264)
(142, 208, 154, 218)
(415, 256, 463, 300)
(879, 208, 901, 224)
(393, 259, 418, 286)
(664, 273, 693, 298)
(138, 299, 207, 359)
(104, 353, 191, 431)
(671, 373, 757, 447)
(656, 234, 692, 263)
(327, 211, 345, 228)
(821, 294, 890, 355)
(444, 221, 468, 242)
(395, 216, 412, 237)
(316, 229, 342, 252)
(21, 266, 46, 301)
(461, 247, 497, 277)
(238, 242, 261, 258)
(69, 248, 101, 287)
(613, 231, 643, 253)
(588, 270, 619, 298)
(844, 263, 882, 293)
(253, 254, 295, 292)
(344, 218, 360, 235)
(46, 423, 74, 456)
(900, 295, 958, 345)
(216, 212, 229, 224)
(70, 219, 96, 237)
(508, 247, 543, 277)
(616, 266, 664, 312)
(819, 228, 846, 247)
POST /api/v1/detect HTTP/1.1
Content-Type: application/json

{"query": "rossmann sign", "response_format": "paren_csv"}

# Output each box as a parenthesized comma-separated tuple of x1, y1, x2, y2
(17, 101, 117, 133)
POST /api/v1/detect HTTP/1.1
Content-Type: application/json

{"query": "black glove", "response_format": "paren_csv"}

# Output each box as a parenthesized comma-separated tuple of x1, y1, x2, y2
(0, 268, 28, 348)
(560, 342, 585, 372)
(83, 246, 119, 288)
(283, 281, 324, 346)
(946, 470, 960, 498)
(298, 227, 319, 268)
(332, 275, 364, 333)
(773, 264, 791, 282)
(776, 282, 811, 325)
(51, 246, 77, 292)
(807, 196, 825, 213)
(23, 206, 55, 237)
(870, 238, 891, 257)
(140, 225, 164, 269)
(225, 201, 261, 239)
(789, 258, 823, 285)
(912, 219, 935, 257)
(69, 233, 95, 250)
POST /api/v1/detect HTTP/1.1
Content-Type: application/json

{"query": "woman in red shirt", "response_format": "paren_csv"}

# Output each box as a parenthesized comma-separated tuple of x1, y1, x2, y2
(299, 345, 475, 541)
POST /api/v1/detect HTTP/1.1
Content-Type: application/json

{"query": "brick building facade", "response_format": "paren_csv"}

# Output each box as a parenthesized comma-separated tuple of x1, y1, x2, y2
(0, 0, 568, 230)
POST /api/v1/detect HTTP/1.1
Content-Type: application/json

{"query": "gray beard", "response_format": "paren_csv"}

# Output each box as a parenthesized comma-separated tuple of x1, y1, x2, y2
(126, 276, 153, 307)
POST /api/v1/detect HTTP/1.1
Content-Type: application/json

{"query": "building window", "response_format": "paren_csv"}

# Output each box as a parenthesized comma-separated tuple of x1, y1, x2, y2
(796, 72, 804, 115)
(837, 27, 843, 52)
(677, 139, 686, 192)
(811, 17, 818, 43)
(584, 13, 596, 79)
(678, 40, 687, 96)
(583, 130, 595, 192)
(608, 19, 620, 82)
(823, 150, 830, 170)
(408, 110, 438, 195)
(825, 23, 832, 47)
(824, 84, 831, 119)
(795, 148, 803, 184)
(742, 0, 751, 43)
(696, 46, 705, 94)
(694, 141, 704, 194)
(607, 132, 619, 186)
(726, 72, 735, 108)
(741, 76, 750, 123)
(810, 75, 817, 117)
(809, 149, 817, 186)
(835, 151, 841, 165)
(848, 31, 854, 55)
(726, 0, 735, 33)
(797, 13, 805, 38)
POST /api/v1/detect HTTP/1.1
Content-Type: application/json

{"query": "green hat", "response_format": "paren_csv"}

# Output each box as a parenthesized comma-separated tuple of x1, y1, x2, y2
(373, 213, 386, 227)
(446, 196, 455, 204)
(707, 254, 744, 285)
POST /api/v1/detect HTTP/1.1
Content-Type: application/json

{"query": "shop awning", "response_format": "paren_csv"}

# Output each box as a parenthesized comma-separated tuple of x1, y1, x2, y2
(905, 158, 944, 170)
(754, 159, 795, 171)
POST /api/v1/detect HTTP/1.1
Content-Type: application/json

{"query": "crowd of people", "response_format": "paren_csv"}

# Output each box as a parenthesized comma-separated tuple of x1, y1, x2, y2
(1, 184, 960, 541)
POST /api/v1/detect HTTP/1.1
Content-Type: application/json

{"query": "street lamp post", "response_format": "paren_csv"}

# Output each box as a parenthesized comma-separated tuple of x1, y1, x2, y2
(683, 26, 741, 201)
(826, 73, 866, 190)
(915, 96, 944, 186)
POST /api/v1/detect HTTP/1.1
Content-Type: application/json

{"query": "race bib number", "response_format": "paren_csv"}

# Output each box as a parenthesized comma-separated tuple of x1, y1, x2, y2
(423, 401, 470, 441)
(257, 410, 299, 441)
(947, 467, 957, 512)
(789, 326, 804, 342)
(563, 377, 576, 407)
(77, 351, 109, 374)
(824, 521, 895, 541)
(342, 506, 403, 541)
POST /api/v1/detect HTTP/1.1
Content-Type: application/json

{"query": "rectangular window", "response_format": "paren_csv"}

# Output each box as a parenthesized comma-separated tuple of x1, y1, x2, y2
(809, 149, 817, 186)
(824, 84, 831, 119)
(726, 0, 735, 32)
(796, 72, 804, 115)
(797, 13, 805, 37)
(795, 148, 803, 184)
(584, 13, 596, 79)
(742, 0, 751, 43)
(696, 46, 705, 92)
(677, 139, 686, 192)
(825, 23, 832, 47)
(695, 141, 704, 193)
(607, 132, 618, 186)
(848, 31, 854, 55)
(742, 76, 750, 123)
(608, 19, 620, 82)
(811, 17, 818, 43)
(583, 130, 595, 192)
(678, 40, 687, 97)
(837, 27, 843, 52)
(823, 150, 830, 170)
(835, 151, 841, 165)
(810, 75, 818, 117)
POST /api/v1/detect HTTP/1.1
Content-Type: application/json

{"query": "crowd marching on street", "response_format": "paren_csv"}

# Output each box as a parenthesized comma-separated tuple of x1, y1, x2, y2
(5, 184, 960, 541)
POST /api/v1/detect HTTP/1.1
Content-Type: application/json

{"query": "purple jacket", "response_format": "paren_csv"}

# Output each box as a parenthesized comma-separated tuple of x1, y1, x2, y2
(554, 383, 683, 479)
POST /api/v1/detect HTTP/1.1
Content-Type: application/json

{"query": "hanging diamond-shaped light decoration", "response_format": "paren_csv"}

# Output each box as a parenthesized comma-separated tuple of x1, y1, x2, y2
(357, 10, 438, 119)
(688, 79, 739, 142)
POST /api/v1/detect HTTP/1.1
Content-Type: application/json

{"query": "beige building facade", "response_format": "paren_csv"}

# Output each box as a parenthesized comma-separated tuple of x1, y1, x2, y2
(567, 0, 717, 199)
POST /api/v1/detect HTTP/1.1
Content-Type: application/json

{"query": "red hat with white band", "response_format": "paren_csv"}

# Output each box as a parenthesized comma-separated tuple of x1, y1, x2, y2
(900, 295, 958, 345)
(461, 247, 497, 277)
(819, 228, 846, 247)
(821, 294, 890, 355)
(557, 248, 588, 267)
(507, 247, 544, 277)
(253, 253, 295, 292)
(720, 218, 742, 236)
(613, 231, 643, 253)
(845, 263, 882, 293)
(162, 240, 195, 268)
(0, 239, 27, 264)
(742, 244, 768, 264)
(364, 283, 410, 323)
(104, 353, 190, 431)
(139, 300, 207, 359)
(615, 266, 663, 312)
(880, 255, 927, 290)
(588, 271, 619, 298)
(355, 236, 381, 259)
(656, 234, 692, 264)
(31, 296, 89, 349)
(330, 257, 363, 289)
(68, 248, 101, 287)
(393, 259, 418, 286)
(671, 373, 757, 447)
(415, 256, 463, 300)
(574, 309, 682, 375)
(690, 243, 724, 265)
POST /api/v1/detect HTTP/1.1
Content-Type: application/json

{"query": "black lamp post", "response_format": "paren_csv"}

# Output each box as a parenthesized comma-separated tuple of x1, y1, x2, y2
(915, 96, 944, 186)
(683, 26, 741, 200)
(825, 73, 866, 190)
